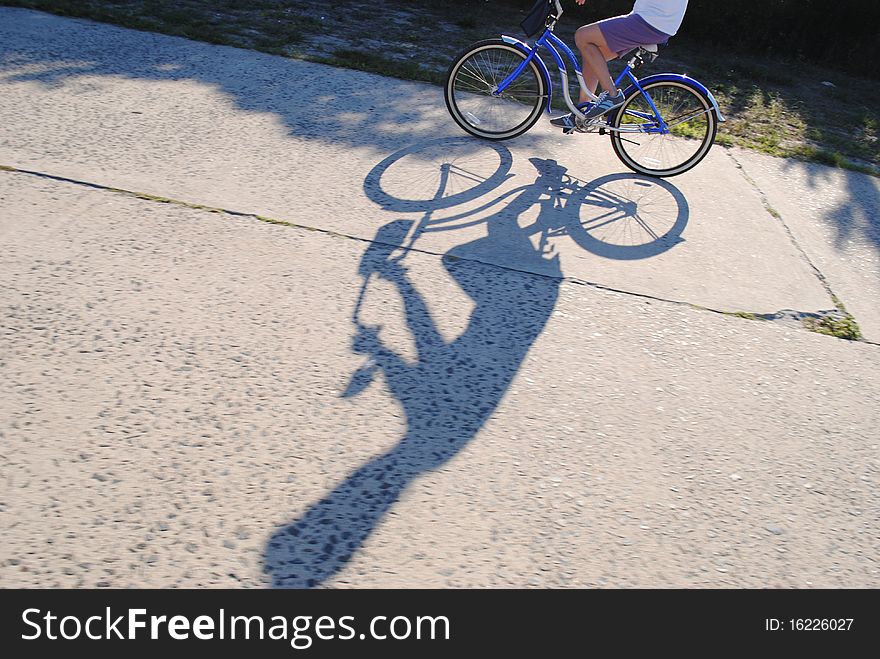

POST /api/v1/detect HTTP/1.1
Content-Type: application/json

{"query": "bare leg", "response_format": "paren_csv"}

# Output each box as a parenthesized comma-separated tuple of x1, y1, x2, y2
(575, 24, 618, 104)
(581, 70, 599, 105)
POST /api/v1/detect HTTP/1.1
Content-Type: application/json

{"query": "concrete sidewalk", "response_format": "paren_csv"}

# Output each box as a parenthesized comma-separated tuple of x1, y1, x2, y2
(1, 8, 878, 588)
(4, 7, 869, 321)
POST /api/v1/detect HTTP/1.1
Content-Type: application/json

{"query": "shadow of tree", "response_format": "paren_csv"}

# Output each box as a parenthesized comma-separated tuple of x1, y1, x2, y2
(663, 43, 880, 168)
(781, 159, 880, 256)
(0, 7, 556, 157)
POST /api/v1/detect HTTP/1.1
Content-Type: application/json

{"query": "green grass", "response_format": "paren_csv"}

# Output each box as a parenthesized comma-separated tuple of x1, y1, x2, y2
(831, 295, 850, 314)
(658, 43, 879, 175)
(313, 48, 443, 85)
(803, 314, 863, 341)
(802, 295, 863, 340)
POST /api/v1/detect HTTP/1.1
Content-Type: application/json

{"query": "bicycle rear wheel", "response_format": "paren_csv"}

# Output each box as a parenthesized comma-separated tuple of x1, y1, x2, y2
(610, 80, 717, 177)
(445, 39, 547, 140)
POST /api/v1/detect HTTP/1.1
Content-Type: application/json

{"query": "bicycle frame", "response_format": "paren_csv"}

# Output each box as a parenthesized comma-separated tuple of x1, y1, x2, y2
(444, 1, 727, 174)
(495, 27, 670, 131)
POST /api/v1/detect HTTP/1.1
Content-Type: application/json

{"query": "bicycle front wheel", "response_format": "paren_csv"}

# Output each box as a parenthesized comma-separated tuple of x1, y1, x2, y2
(445, 40, 547, 140)
(610, 81, 717, 177)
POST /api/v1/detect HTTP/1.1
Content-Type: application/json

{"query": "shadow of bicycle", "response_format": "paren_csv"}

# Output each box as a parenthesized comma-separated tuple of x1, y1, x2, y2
(262, 138, 690, 588)
(363, 137, 690, 262)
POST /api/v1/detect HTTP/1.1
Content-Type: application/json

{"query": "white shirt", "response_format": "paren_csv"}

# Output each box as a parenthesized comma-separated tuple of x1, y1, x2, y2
(632, 0, 689, 36)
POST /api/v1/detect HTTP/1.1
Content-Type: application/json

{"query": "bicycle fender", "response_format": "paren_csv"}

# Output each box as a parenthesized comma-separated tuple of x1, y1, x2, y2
(623, 73, 726, 121)
(500, 35, 553, 113)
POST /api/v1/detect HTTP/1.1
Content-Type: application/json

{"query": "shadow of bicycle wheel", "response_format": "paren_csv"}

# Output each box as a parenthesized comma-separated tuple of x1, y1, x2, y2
(363, 137, 514, 213)
(564, 173, 690, 260)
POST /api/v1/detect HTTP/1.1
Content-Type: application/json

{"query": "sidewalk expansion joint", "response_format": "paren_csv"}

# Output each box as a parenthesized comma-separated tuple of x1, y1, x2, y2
(3, 163, 874, 345)
(725, 150, 866, 342)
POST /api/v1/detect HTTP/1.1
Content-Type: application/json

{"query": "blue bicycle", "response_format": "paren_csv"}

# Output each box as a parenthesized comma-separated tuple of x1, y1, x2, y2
(444, 0, 725, 177)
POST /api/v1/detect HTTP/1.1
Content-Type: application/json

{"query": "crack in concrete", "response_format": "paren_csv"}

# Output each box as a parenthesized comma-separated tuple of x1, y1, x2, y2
(725, 150, 872, 342)
(4, 162, 877, 346)
(726, 150, 833, 295)
(724, 150, 868, 334)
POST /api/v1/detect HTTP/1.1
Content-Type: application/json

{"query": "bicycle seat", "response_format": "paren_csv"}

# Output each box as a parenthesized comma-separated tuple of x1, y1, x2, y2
(624, 44, 661, 68)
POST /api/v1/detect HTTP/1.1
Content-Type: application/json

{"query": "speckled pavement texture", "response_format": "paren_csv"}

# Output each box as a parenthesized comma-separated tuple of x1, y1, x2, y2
(1, 8, 879, 588)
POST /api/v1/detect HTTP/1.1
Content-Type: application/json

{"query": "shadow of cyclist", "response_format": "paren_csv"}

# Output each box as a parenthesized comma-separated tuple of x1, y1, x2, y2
(262, 159, 568, 588)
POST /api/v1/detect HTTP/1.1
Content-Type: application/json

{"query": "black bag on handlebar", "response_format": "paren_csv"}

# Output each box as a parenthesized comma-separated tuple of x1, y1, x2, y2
(521, 0, 553, 38)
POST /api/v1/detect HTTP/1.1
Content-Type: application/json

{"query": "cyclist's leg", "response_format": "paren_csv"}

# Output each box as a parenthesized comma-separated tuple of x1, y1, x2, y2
(574, 23, 618, 103)
(549, 21, 617, 131)
(578, 14, 674, 119)
(579, 68, 600, 106)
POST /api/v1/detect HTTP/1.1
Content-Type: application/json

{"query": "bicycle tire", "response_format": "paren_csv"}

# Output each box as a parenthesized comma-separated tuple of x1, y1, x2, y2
(445, 40, 547, 141)
(610, 80, 718, 177)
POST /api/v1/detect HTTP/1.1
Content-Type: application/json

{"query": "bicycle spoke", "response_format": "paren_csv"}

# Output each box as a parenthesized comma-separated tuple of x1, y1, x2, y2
(611, 81, 715, 176)
(460, 64, 492, 89)
(448, 42, 544, 138)
(663, 108, 710, 129)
